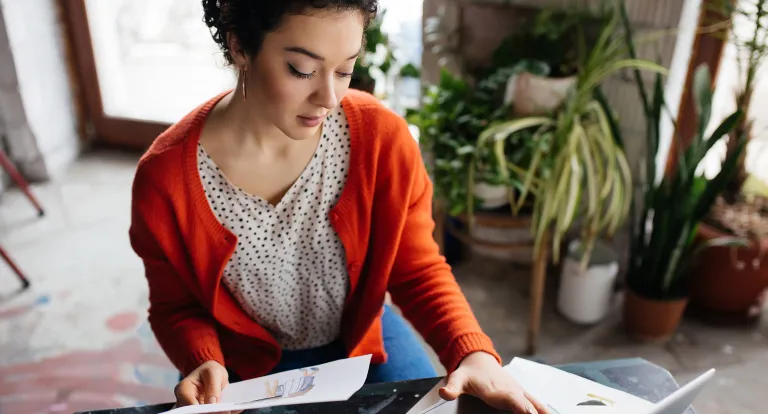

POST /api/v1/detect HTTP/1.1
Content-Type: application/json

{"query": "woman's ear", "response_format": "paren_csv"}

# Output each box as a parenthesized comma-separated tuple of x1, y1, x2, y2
(226, 32, 249, 68)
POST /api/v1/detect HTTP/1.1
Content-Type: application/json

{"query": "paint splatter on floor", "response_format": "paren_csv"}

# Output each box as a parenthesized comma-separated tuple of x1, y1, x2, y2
(106, 312, 140, 332)
(0, 288, 177, 413)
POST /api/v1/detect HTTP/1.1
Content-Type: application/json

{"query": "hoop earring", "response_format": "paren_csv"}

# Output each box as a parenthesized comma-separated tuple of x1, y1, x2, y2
(241, 68, 248, 101)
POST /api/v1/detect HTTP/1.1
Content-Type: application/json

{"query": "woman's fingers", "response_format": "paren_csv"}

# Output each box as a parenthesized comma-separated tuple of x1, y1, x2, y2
(201, 366, 227, 404)
(525, 391, 550, 414)
(438, 371, 467, 401)
(488, 390, 539, 413)
(174, 380, 200, 405)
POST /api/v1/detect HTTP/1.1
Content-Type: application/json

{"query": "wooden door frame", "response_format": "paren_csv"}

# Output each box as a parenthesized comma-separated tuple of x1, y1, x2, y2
(59, 0, 170, 150)
(666, 0, 732, 175)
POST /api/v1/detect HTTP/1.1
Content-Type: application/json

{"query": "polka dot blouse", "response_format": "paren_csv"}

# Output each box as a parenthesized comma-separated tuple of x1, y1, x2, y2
(197, 108, 351, 350)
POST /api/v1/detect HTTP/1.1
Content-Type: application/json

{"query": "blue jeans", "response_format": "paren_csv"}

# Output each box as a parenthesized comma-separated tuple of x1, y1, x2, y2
(268, 305, 438, 383)
(185, 306, 438, 384)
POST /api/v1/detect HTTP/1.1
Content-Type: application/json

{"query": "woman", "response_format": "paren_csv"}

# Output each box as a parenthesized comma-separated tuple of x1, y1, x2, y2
(128, 1, 547, 413)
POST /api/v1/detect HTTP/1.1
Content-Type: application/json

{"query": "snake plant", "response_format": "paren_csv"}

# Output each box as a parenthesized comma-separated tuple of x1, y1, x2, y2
(618, 1, 749, 300)
(469, 4, 666, 267)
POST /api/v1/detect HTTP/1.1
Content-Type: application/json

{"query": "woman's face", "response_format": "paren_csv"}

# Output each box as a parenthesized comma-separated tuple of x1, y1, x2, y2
(239, 10, 365, 141)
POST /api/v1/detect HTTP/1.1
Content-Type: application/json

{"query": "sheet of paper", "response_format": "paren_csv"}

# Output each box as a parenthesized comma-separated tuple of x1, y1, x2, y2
(162, 354, 372, 414)
(503, 358, 655, 414)
(405, 378, 447, 414)
(404, 378, 513, 414)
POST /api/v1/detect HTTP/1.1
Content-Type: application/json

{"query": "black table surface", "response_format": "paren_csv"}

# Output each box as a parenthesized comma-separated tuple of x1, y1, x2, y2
(76, 358, 695, 414)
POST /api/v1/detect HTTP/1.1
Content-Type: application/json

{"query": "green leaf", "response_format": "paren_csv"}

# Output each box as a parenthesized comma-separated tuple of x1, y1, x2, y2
(477, 117, 552, 148)
(693, 65, 713, 137)
(692, 134, 748, 222)
(692, 236, 751, 257)
(456, 145, 475, 155)
(701, 110, 743, 157)
(582, 59, 668, 92)
(593, 88, 623, 149)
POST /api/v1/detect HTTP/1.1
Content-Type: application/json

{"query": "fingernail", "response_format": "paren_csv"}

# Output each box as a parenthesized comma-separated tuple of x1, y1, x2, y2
(207, 396, 218, 404)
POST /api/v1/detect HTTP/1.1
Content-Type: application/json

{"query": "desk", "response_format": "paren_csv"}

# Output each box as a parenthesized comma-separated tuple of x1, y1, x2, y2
(76, 358, 694, 414)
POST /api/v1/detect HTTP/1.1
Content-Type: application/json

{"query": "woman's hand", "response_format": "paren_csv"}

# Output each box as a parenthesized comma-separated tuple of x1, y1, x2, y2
(439, 352, 549, 413)
(174, 360, 241, 413)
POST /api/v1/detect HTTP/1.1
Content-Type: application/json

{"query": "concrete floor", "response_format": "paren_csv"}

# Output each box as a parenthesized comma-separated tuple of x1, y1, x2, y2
(0, 150, 765, 413)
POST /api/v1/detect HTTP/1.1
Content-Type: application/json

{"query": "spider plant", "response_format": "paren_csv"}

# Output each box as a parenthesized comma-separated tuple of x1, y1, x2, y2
(468, 3, 666, 267)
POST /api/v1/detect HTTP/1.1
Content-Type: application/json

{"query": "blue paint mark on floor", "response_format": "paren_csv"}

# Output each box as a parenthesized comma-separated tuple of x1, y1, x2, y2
(34, 295, 50, 306)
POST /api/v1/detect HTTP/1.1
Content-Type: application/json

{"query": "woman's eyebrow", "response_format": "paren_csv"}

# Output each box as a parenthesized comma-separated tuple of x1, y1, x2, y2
(284, 46, 360, 61)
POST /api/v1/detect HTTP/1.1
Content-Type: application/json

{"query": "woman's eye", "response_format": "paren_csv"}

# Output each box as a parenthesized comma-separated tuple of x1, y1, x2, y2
(288, 64, 314, 79)
(336, 71, 353, 79)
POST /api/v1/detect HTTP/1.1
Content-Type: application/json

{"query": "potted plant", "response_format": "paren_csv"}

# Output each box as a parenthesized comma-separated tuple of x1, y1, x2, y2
(488, 7, 612, 117)
(406, 67, 513, 215)
(617, 0, 749, 340)
(622, 65, 747, 341)
(471, 4, 664, 272)
(407, 63, 546, 261)
(688, 0, 768, 322)
(557, 238, 621, 324)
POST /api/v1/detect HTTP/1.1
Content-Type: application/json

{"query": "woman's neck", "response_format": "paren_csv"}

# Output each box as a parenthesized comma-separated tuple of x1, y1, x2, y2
(214, 90, 293, 155)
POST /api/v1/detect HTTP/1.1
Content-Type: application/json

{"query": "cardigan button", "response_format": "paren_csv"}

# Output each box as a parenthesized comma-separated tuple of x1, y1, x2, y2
(348, 262, 361, 273)
(330, 212, 340, 222)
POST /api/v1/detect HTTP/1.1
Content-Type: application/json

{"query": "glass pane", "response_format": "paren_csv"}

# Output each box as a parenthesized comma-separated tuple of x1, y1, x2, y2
(85, 0, 234, 124)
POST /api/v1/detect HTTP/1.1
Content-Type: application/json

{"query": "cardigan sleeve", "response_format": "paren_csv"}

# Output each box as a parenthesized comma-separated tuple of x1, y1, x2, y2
(385, 119, 502, 373)
(129, 170, 225, 376)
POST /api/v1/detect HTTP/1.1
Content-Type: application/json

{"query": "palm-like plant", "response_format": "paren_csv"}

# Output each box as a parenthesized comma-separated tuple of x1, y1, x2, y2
(468, 2, 666, 267)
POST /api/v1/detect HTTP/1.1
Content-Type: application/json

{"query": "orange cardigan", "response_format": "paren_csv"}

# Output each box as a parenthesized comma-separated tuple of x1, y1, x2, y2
(128, 89, 500, 380)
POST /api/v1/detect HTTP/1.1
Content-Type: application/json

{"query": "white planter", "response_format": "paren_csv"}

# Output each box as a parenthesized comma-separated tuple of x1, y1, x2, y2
(473, 182, 509, 209)
(556, 240, 619, 325)
(504, 72, 577, 116)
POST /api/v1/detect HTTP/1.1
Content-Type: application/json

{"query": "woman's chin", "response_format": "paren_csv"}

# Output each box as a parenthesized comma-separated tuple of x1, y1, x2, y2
(283, 121, 322, 141)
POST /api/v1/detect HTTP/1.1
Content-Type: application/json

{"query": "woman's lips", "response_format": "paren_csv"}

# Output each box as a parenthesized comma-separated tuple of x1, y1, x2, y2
(297, 114, 325, 127)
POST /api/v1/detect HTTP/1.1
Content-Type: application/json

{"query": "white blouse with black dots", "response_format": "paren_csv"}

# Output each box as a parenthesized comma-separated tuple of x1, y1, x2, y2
(197, 108, 351, 350)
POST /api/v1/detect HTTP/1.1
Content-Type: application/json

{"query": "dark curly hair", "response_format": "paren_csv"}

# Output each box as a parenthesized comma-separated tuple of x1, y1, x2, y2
(202, 0, 379, 66)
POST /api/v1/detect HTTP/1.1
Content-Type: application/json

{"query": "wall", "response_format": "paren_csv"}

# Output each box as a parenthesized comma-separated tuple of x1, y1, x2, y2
(0, 3, 45, 192)
(0, 0, 80, 194)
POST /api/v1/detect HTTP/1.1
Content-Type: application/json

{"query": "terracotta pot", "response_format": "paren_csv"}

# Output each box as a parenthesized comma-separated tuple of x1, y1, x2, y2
(623, 289, 688, 342)
(688, 223, 768, 321)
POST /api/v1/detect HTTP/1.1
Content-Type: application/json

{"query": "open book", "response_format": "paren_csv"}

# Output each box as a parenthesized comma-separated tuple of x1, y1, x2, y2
(407, 358, 714, 414)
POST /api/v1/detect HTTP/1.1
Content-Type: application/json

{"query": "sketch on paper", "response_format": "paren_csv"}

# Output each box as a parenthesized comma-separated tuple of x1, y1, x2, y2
(235, 367, 321, 405)
(163, 355, 371, 414)
(267, 367, 320, 398)
(577, 393, 614, 406)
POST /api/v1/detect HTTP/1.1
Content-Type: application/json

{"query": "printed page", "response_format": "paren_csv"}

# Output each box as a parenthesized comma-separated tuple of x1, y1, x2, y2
(161, 354, 372, 414)
(503, 358, 654, 414)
